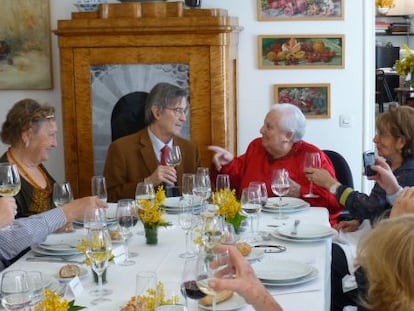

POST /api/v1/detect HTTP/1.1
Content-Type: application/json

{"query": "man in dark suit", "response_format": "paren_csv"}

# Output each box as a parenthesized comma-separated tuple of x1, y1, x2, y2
(104, 82, 201, 202)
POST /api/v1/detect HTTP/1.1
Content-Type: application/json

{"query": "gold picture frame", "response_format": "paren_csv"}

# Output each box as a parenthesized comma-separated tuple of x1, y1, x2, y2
(274, 83, 331, 119)
(0, 0, 52, 89)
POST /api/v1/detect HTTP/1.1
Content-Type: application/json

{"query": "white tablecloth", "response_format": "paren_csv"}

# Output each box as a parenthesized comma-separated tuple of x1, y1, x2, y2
(4, 207, 332, 311)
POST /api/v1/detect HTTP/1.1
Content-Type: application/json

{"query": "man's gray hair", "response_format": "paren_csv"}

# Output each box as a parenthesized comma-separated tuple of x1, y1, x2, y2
(144, 82, 189, 124)
(270, 103, 306, 142)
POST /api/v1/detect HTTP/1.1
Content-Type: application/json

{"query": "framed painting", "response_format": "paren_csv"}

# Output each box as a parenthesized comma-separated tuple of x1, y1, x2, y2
(0, 0, 52, 89)
(257, 0, 344, 21)
(274, 83, 331, 119)
(259, 35, 345, 69)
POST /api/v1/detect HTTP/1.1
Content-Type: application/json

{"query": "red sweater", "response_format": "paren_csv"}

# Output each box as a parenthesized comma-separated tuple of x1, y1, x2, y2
(216, 138, 343, 226)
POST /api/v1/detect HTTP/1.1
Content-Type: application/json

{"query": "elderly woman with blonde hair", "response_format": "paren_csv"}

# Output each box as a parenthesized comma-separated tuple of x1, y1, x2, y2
(356, 214, 414, 311)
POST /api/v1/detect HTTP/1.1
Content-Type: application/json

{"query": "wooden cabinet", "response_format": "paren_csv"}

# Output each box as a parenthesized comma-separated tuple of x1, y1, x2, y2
(54, 2, 241, 197)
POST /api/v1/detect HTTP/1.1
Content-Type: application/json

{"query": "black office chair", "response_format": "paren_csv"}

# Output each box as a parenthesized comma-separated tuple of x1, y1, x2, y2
(376, 69, 394, 113)
(111, 91, 148, 141)
(323, 150, 354, 221)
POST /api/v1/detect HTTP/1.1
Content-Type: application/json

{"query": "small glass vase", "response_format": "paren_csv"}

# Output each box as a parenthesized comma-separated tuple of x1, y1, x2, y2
(92, 267, 107, 284)
(144, 225, 158, 245)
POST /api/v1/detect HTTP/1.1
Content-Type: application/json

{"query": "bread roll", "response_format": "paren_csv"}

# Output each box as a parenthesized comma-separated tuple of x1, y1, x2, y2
(199, 290, 233, 306)
(59, 264, 81, 278)
(109, 229, 121, 241)
(236, 242, 252, 257)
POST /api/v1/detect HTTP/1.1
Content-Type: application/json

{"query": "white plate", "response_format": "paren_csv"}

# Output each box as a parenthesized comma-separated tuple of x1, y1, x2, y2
(253, 259, 313, 282)
(199, 293, 246, 311)
(155, 305, 185, 311)
(261, 267, 318, 286)
(265, 197, 309, 209)
(31, 245, 82, 257)
(162, 196, 202, 208)
(246, 248, 265, 262)
(262, 205, 310, 214)
(277, 224, 334, 239)
(269, 232, 330, 243)
(54, 267, 89, 283)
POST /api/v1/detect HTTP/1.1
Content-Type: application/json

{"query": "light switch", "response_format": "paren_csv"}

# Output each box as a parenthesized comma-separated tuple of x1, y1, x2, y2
(339, 115, 351, 128)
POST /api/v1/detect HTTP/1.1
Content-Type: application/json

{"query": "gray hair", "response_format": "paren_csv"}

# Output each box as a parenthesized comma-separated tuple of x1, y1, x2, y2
(270, 103, 306, 142)
(144, 83, 189, 124)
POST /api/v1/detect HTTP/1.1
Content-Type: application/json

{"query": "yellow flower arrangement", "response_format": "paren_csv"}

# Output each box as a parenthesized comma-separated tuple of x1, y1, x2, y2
(138, 185, 170, 229)
(42, 289, 85, 311)
(213, 189, 246, 234)
(395, 45, 414, 78)
(375, 0, 394, 8)
(76, 238, 114, 266)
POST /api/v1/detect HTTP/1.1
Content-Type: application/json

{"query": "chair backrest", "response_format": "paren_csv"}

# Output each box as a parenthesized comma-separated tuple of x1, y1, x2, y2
(111, 91, 148, 141)
(323, 150, 354, 188)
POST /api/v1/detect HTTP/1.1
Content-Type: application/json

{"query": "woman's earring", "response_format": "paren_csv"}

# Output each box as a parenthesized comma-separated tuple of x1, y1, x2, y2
(24, 140, 30, 148)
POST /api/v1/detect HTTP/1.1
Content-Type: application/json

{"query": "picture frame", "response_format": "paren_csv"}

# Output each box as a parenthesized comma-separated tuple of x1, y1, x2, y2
(257, 0, 344, 21)
(274, 83, 331, 119)
(0, 0, 53, 89)
(258, 35, 345, 69)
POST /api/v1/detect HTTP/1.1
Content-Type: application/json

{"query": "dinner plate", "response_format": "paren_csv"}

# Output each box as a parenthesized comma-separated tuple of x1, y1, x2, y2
(277, 224, 334, 239)
(262, 205, 310, 214)
(265, 197, 309, 209)
(31, 245, 82, 257)
(269, 231, 330, 243)
(54, 267, 89, 283)
(198, 293, 246, 311)
(260, 266, 318, 287)
(253, 259, 313, 282)
(162, 196, 202, 208)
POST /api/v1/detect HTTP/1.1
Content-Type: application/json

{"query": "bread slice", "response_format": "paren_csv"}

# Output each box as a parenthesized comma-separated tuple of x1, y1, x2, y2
(199, 290, 233, 306)
(59, 264, 81, 278)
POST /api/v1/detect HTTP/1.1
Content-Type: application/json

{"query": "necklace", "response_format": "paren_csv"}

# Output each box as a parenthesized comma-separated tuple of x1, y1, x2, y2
(7, 149, 51, 194)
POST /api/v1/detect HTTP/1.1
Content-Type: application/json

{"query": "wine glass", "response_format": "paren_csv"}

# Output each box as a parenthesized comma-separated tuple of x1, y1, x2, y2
(200, 214, 224, 250)
(271, 168, 290, 220)
(181, 257, 206, 310)
(178, 199, 196, 259)
(215, 174, 230, 205)
(303, 152, 321, 198)
(26, 271, 44, 309)
(116, 199, 137, 266)
(85, 223, 113, 304)
(135, 182, 156, 235)
(182, 173, 195, 204)
(249, 181, 268, 207)
(83, 206, 107, 231)
(0, 270, 32, 311)
(165, 146, 182, 168)
(222, 222, 238, 245)
(240, 187, 261, 236)
(91, 175, 107, 204)
(53, 182, 73, 207)
(193, 169, 211, 214)
(0, 163, 21, 230)
(196, 249, 231, 311)
(136, 271, 157, 310)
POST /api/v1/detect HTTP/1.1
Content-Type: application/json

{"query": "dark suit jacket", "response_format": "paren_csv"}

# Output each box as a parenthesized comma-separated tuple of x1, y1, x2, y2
(103, 128, 201, 202)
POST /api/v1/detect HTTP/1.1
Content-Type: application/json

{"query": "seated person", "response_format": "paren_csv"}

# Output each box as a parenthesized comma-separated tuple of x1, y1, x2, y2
(0, 196, 105, 271)
(104, 82, 201, 201)
(0, 99, 57, 218)
(209, 103, 342, 225)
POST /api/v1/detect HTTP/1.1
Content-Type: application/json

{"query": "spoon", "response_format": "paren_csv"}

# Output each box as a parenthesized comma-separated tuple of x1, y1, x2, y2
(291, 219, 300, 235)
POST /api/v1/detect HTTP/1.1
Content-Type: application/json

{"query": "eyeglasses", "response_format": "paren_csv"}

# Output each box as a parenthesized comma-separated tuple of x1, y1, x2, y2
(165, 107, 188, 117)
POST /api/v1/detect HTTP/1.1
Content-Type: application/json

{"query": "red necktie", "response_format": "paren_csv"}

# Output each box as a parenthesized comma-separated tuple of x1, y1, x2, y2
(160, 145, 170, 165)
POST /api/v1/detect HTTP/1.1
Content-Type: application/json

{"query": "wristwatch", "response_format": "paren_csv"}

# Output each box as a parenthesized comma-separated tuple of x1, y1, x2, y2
(329, 182, 341, 194)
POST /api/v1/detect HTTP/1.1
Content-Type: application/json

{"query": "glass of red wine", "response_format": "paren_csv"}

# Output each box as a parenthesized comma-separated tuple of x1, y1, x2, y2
(116, 199, 138, 266)
(181, 258, 206, 310)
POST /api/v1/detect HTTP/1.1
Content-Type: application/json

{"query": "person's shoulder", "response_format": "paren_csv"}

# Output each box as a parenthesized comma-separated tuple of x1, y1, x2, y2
(295, 140, 322, 153)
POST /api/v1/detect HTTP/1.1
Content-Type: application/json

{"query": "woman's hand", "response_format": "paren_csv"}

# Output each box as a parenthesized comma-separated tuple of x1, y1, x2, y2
(208, 145, 234, 171)
(304, 168, 338, 189)
(334, 219, 361, 232)
(390, 187, 414, 218)
(368, 158, 400, 195)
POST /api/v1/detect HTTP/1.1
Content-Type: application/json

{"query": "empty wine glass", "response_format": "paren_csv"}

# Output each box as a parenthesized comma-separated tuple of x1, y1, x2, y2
(222, 222, 238, 245)
(249, 181, 268, 207)
(27, 271, 44, 309)
(193, 169, 211, 213)
(240, 187, 261, 235)
(0, 163, 21, 230)
(196, 249, 231, 311)
(215, 174, 230, 205)
(116, 199, 137, 266)
(53, 182, 73, 207)
(271, 168, 290, 220)
(0, 270, 32, 311)
(83, 206, 107, 231)
(303, 152, 321, 198)
(85, 223, 113, 304)
(91, 175, 107, 204)
(200, 214, 224, 250)
(178, 199, 196, 259)
(165, 145, 182, 168)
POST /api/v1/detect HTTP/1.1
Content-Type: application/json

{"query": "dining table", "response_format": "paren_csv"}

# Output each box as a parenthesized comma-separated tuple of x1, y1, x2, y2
(2, 202, 332, 311)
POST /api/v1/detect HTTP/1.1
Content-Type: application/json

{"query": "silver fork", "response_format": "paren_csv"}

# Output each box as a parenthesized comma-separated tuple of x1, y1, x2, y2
(291, 219, 300, 235)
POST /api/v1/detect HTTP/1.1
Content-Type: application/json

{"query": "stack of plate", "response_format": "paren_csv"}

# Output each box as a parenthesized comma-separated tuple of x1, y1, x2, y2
(162, 196, 202, 214)
(271, 224, 334, 243)
(31, 233, 83, 257)
(253, 259, 318, 286)
(262, 197, 310, 214)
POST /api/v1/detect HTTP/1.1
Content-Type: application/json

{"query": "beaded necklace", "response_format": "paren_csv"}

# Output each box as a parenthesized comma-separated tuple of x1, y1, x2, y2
(7, 149, 51, 195)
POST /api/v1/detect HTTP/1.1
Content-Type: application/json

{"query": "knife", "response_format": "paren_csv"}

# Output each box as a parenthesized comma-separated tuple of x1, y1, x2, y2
(26, 257, 85, 264)
(253, 244, 287, 253)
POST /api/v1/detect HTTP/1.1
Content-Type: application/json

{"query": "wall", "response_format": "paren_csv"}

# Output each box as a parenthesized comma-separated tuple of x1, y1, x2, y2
(0, 0, 373, 193)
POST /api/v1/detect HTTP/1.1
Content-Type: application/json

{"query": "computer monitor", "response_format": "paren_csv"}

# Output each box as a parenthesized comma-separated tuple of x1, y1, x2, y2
(376, 46, 400, 68)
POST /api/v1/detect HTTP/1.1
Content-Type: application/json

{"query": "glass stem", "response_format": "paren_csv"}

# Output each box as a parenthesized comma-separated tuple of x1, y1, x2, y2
(124, 239, 129, 261)
(279, 196, 282, 219)
(185, 230, 190, 253)
(309, 181, 314, 195)
(98, 272, 103, 296)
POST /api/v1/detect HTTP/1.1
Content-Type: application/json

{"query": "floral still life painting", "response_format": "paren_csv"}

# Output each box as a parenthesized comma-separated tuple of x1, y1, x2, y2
(259, 35, 344, 69)
(0, 0, 52, 89)
(257, 0, 344, 21)
(274, 84, 331, 119)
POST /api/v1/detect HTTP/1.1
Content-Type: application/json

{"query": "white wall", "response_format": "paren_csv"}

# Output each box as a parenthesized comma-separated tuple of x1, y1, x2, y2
(0, 0, 375, 191)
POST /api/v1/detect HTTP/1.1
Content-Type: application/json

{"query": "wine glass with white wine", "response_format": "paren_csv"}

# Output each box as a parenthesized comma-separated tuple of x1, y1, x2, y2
(0, 163, 21, 230)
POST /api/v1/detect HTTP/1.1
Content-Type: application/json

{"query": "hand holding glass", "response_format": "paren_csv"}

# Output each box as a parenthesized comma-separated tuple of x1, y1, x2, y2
(0, 163, 20, 230)
(165, 146, 182, 168)
(303, 152, 321, 198)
